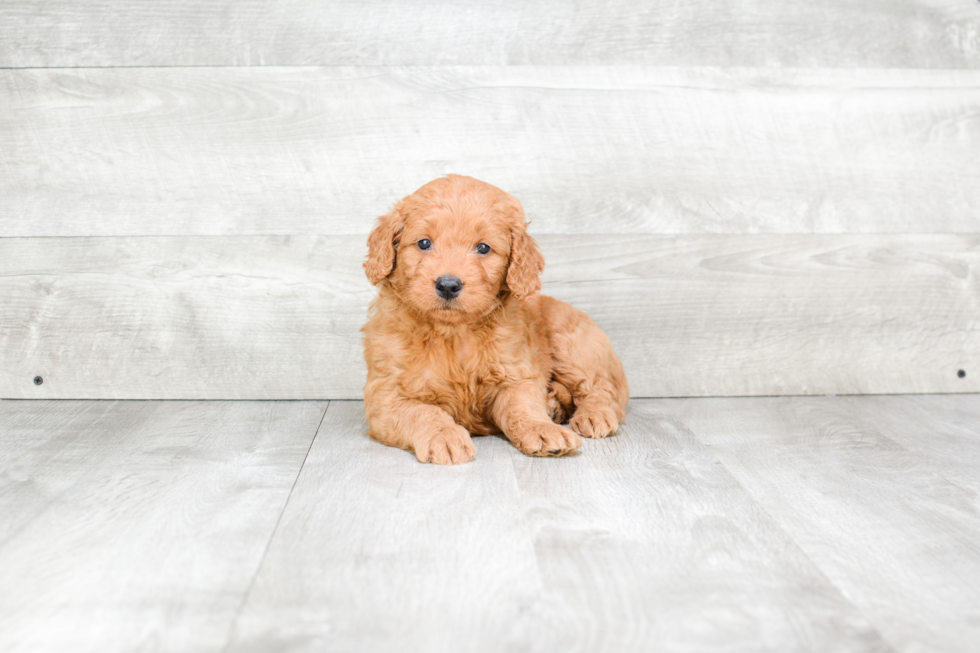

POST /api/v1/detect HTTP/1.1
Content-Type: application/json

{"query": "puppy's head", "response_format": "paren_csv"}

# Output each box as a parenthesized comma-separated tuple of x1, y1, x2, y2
(365, 175, 544, 324)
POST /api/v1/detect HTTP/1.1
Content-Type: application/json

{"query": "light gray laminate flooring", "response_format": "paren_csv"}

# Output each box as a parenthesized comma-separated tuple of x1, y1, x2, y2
(1, 396, 978, 652)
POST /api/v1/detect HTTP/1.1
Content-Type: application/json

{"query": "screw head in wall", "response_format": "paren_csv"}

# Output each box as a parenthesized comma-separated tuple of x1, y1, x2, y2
(958, 369, 967, 378)
(33, 376, 43, 385)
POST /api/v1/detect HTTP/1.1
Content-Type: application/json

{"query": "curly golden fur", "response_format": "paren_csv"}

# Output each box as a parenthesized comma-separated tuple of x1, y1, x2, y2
(362, 175, 629, 464)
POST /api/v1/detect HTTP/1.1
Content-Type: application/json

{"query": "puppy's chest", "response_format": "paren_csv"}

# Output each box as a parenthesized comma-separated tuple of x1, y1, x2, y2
(404, 335, 505, 429)
(414, 337, 504, 393)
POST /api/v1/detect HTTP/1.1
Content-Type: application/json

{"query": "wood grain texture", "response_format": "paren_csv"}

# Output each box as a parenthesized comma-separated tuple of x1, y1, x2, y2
(506, 399, 892, 653)
(1, 0, 978, 68)
(3, 67, 980, 237)
(0, 235, 371, 400)
(228, 400, 891, 653)
(225, 400, 545, 652)
(674, 395, 980, 653)
(796, 394, 980, 496)
(3, 397, 978, 651)
(0, 399, 326, 653)
(2, 234, 976, 400)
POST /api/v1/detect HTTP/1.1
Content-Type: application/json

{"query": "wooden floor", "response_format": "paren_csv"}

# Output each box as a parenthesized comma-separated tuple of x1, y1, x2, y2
(2, 396, 978, 652)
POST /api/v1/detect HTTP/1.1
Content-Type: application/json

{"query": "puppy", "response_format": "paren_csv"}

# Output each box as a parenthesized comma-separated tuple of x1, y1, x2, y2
(362, 175, 629, 464)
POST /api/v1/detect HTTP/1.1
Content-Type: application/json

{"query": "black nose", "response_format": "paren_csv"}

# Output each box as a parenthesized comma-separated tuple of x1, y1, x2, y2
(435, 276, 463, 300)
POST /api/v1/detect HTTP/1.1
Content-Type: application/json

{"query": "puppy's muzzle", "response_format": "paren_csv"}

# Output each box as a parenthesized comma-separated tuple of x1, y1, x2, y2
(435, 276, 463, 300)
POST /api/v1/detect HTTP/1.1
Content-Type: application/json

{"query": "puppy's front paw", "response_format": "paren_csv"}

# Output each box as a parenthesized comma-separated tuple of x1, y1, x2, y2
(547, 397, 568, 424)
(569, 405, 619, 438)
(416, 424, 476, 465)
(512, 422, 582, 457)
(547, 381, 573, 424)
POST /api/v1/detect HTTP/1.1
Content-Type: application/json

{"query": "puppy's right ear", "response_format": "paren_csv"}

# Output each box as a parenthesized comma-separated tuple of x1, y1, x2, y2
(364, 204, 405, 285)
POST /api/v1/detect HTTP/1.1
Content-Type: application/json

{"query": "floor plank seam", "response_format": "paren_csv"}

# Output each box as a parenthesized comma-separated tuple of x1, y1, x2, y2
(218, 400, 331, 652)
(691, 433, 900, 652)
(865, 421, 979, 517)
(0, 402, 112, 552)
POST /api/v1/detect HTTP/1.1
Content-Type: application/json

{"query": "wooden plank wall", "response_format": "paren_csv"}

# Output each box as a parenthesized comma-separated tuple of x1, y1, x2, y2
(3, 1, 979, 68)
(1, 1, 978, 399)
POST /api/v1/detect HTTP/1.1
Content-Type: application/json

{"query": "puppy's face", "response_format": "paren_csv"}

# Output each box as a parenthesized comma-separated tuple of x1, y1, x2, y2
(365, 175, 544, 325)
(393, 205, 511, 324)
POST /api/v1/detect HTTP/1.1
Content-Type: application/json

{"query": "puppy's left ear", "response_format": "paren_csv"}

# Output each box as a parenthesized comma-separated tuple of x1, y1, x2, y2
(364, 204, 405, 285)
(506, 206, 545, 301)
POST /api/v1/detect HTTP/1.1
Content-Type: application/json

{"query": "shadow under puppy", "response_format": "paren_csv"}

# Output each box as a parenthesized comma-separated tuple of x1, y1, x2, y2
(362, 175, 629, 464)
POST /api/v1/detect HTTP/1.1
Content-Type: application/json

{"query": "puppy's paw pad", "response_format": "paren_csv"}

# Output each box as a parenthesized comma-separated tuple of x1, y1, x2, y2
(515, 422, 582, 457)
(569, 407, 619, 439)
(416, 424, 475, 465)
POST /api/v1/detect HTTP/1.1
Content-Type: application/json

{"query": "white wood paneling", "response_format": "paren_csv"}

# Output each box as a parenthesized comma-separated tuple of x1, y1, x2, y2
(1, 0, 977, 68)
(227, 400, 891, 653)
(0, 235, 371, 399)
(675, 395, 980, 652)
(1, 234, 976, 400)
(0, 399, 326, 653)
(544, 233, 980, 397)
(3, 67, 980, 237)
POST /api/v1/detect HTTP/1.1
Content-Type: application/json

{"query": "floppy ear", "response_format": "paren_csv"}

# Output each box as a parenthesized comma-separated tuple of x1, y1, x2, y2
(364, 205, 405, 285)
(506, 217, 545, 301)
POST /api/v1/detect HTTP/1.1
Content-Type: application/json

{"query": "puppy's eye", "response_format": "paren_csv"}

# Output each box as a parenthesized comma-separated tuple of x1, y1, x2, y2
(476, 243, 491, 255)
(417, 239, 432, 251)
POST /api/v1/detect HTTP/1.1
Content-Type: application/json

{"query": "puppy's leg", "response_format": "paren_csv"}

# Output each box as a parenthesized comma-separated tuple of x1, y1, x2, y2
(568, 380, 625, 439)
(543, 298, 629, 439)
(547, 380, 574, 424)
(492, 382, 582, 457)
(367, 397, 475, 465)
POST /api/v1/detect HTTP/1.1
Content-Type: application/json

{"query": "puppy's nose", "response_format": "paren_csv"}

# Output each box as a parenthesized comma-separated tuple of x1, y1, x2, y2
(435, 275, 463, 300)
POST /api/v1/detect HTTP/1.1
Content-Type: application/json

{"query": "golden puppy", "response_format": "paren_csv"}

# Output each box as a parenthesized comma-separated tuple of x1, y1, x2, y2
(362, 175, 629, 464)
